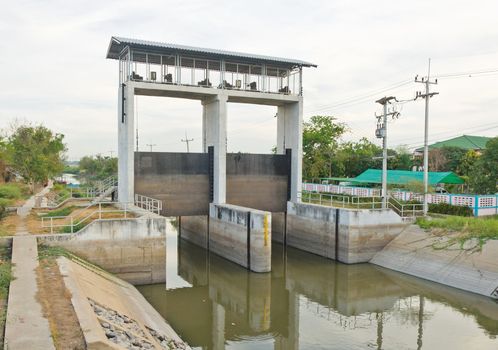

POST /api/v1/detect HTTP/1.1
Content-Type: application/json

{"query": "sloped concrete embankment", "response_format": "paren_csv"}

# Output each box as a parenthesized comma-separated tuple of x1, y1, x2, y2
(286, 201, 407, 263)
(58, 256, 190, 349)
(370, 225, 498, 299)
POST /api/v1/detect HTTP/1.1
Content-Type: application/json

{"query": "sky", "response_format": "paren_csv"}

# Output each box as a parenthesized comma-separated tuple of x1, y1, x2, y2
(1, 0, 498, 160)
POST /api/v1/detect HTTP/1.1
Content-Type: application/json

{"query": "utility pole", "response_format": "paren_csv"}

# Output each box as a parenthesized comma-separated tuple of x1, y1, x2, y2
(108, 150, 114, 158)
(181, 131, 194, 153)
(375, 96, 397, 209)
(415, 58, 439, 216)
(146, 143, 156, 152)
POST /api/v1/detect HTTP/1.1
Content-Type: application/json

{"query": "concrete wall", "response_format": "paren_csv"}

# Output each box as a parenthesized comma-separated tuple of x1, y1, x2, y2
(38, 217, 167, 285)
(135, 151, 290, 216)
(180, 204, 272, 273)
(135, 152, 209, 216)
(271, 212, 286, 244)
(180, 215, 209, 249)
(371, 225, 498, 299)
(286, 202, 406, 264)
(209, 204, 271, 273)
(226, 153, 289, 213)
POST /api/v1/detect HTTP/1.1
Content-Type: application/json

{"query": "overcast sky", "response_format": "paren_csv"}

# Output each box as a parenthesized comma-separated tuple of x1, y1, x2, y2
(1, 0, 498, 160)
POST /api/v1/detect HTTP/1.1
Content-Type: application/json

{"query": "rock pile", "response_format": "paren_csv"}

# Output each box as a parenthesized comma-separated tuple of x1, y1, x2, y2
(88, 298, 188, 350)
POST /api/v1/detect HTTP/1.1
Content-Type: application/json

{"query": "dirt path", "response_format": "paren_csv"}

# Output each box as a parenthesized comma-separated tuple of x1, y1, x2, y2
(37, 256, 86, 350)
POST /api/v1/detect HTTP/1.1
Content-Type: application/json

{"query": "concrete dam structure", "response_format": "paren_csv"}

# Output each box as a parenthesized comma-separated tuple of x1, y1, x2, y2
(107, 36, 407, 273)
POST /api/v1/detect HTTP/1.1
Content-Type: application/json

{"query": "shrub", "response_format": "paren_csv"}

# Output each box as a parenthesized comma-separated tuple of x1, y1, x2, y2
(40, 206, 76, 218)
(0, 184, 22, 199)
(428, 203, 474, 217)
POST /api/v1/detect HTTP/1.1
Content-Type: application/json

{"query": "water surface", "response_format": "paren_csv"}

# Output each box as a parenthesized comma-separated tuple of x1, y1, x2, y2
(137, 225, 498, 350)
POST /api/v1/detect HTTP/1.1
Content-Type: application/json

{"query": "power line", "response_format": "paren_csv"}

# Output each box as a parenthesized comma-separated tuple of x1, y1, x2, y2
(307, 80, 413, 114)
(181, 131, 194, 153)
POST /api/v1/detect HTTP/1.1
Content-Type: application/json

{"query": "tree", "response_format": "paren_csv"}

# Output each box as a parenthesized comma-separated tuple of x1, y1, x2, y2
(334, 138, 382, 178)
(302, 116, 347, 180)
(390, 146, 413, 170)
(79, 155, 117, 182)
(440, 146, 467, 173)
(457, 149, 479, 178)
(8, 124, 66, 191)
(468, 137, 498, 194)
(428, 148, 447, 172)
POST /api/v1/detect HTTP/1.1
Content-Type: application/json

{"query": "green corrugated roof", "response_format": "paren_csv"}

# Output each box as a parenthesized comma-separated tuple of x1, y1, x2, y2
(415, 135, 491, 152)
(353, 169, 464, 185)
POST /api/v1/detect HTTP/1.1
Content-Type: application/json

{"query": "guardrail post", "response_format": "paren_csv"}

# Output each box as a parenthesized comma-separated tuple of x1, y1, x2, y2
(99, 202, 102, 219)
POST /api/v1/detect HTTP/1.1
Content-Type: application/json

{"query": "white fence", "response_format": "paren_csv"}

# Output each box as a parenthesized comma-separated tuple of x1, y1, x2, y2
(302, 183, 498, 217)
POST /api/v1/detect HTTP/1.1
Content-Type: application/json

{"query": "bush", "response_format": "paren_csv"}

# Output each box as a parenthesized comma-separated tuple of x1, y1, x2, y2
(0, 184, 22, 199)
(40, 206, 76, 218)
(428, 203, 474, 217)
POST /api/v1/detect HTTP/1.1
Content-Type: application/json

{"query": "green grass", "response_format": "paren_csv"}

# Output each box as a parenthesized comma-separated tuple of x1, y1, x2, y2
(0, 246, 12, 299)
(41, 206, 77, 218)
(416, 215, 498, 250)
(59, 221, 87, 234)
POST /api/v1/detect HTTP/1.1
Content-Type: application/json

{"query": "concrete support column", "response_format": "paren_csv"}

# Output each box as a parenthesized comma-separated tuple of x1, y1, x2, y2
(277, 99, 303, 202)
(117, 84, 135, 203)
(202, 94, 227, 204)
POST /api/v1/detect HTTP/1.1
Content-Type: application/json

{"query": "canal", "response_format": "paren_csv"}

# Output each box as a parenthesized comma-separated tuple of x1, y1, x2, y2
(137, 223, 498, 350)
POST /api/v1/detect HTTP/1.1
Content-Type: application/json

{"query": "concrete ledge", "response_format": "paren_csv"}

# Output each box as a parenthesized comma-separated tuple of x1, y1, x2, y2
(371, 225, 498, 299)
(39, 217, 166, 243)
(209, 203, 271, 273)
(286, 202, 406, 263)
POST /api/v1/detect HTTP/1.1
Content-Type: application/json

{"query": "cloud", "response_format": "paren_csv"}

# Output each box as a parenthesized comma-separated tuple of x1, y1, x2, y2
(1, 0, 498, 159)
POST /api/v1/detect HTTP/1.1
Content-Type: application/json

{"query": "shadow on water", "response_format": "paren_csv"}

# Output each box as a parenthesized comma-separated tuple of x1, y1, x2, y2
(135, 227, 498, 350)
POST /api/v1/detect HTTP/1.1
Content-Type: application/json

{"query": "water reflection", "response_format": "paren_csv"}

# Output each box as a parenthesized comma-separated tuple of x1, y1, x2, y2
(137, 229, 498, 350)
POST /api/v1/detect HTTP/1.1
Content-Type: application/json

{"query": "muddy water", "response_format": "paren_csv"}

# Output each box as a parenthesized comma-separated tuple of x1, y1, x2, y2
(136, 226, 498, 350)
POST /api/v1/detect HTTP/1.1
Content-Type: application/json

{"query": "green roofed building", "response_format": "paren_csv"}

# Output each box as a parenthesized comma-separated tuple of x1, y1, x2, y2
(352, 169, 464, 185)
(414, 135, 491, 155)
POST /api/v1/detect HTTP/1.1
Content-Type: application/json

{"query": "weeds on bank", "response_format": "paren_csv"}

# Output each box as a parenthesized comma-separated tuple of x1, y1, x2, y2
(0, 247, 12, 299)
(40, 206, 77, 218)
(416, 215, 498, 250)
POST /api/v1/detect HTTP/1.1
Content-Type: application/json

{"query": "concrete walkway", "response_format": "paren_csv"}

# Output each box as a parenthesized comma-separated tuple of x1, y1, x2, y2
(4, 183, 56, 350)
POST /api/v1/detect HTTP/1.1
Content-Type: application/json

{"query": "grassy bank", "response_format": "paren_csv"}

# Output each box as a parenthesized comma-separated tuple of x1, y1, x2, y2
(0, 245, 13, 349)
(416, 215, 498, 249)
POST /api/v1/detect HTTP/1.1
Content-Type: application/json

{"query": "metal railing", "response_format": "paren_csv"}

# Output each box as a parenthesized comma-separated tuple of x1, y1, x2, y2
(134, 194, 162, 214)
(388, 196, 424, 220)
(300, 191, 424, 220)
(36, 175, 118, 209)
(300, 191, 383, 209)
(41, 194, 161, 234)
(41, 202, 133, 234)
(88, 175, 118, 199)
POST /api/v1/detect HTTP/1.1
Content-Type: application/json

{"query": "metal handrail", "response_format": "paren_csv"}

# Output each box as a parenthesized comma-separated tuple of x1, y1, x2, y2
(41, 194, 162, 233)
(300, 191, 383, 209)
(388, 195, 424, 219)
(134, 194, 162, 214)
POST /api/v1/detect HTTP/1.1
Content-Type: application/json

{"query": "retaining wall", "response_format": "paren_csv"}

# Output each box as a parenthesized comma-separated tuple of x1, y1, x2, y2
(38, 217, 167, 285)
(286, 202, 406, 263)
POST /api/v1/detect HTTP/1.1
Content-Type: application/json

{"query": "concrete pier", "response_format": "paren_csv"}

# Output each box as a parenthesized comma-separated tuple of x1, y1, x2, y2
(180, 203, 271, 273)
(286, 201, 406, 264)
